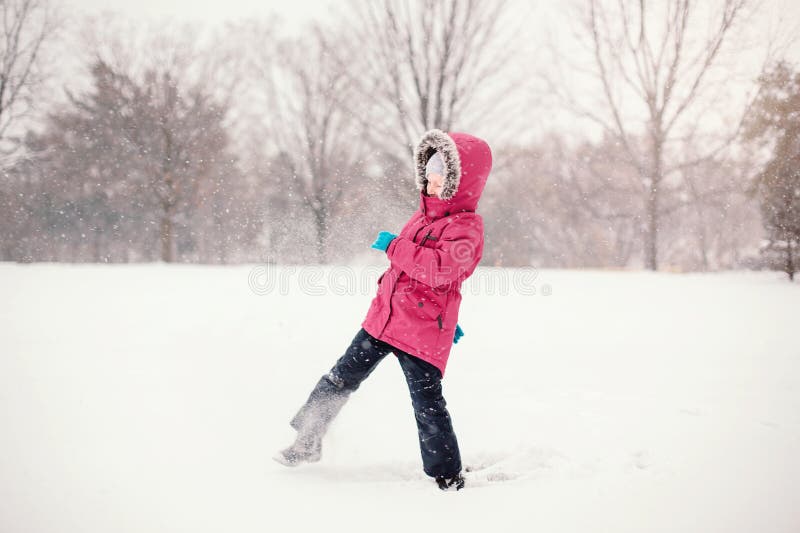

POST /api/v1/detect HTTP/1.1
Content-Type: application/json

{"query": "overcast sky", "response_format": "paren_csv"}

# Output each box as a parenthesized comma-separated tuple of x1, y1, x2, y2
(60, 0, 336, 30)
(60, 0, 799, 54)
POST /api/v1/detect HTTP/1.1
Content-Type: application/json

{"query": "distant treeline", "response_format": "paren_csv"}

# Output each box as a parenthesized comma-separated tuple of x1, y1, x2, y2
(0, 1, 797, 277)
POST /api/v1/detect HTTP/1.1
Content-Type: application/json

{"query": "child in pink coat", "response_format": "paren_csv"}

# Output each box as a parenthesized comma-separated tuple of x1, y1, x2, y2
(275, 129, 492, 491)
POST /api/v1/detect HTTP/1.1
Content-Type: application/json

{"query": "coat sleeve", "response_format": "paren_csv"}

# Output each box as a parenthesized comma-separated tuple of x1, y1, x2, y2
(385, 214, 484, 289)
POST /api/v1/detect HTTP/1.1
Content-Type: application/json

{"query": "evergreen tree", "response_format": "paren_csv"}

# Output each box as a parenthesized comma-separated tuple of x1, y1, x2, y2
(746, 62, 800, 281)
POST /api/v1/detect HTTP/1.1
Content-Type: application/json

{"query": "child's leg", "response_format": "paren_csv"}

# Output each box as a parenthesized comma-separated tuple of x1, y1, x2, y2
(289, 328, 393, 447)
(396, 352, 462, 478)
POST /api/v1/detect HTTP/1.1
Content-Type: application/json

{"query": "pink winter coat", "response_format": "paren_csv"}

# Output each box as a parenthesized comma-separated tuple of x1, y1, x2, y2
(362, 129, 493, 378)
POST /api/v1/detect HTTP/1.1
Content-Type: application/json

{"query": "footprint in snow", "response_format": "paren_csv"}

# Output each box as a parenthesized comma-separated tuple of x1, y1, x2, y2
(463, 447, 566, 487)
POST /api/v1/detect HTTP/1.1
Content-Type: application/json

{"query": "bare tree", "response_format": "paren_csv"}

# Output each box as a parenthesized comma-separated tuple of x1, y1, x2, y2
(0, 0, 57, 161)
(663, 151, 761, 271)
(330, 0, 526, 157)
(0, 0, 58, 257)
(238, 2, 530, 264)
(480, 135, 643, 268)
(257, 26, 365, 263)
(549, 0, 766, 270)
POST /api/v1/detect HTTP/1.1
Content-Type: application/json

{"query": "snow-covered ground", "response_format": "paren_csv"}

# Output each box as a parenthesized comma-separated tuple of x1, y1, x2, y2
(1, 263, 798, 533)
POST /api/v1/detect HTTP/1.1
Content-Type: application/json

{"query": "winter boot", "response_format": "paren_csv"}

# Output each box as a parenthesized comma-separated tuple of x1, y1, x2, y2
(435, 472, 465, 491)
(273, 433, 322, 467)
(275, 373, 351, 467)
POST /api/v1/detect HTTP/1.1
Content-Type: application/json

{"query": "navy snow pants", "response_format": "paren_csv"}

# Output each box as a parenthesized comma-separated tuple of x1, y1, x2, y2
(289, 328, 462, 478)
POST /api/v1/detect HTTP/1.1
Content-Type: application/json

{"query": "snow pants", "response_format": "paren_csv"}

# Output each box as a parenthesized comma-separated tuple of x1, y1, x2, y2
(289, 328, 462, 478)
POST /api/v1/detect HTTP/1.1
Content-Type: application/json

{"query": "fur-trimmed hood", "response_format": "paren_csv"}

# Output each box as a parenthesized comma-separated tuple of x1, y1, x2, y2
(414, 129, 492, 219)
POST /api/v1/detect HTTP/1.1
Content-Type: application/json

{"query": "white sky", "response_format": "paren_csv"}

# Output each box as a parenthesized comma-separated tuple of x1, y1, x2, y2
(60, 0, 336, 29)
(60, 0, 800, 27)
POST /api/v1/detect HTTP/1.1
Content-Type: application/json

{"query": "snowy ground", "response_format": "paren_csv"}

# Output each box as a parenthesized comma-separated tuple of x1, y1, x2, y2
(1, 263, 798, 533)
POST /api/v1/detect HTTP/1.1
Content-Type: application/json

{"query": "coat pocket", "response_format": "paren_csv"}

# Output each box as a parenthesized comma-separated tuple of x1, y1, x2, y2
(409, 284, 446, 325)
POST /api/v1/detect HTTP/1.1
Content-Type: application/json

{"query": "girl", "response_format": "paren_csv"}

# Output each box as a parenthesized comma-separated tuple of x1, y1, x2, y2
(274, 129, 492, 491)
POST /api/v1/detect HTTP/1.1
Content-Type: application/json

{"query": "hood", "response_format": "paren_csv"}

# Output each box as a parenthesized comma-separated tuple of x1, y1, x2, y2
(414, 129, 492, 219)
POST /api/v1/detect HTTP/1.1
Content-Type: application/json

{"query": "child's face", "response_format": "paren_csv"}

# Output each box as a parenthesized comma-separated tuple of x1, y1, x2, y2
(426, 172, 444, 198)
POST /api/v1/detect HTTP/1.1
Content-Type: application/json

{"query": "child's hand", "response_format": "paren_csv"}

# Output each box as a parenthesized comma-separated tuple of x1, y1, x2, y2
(371, 231, 397, 252)
(453, 324, 464, 344)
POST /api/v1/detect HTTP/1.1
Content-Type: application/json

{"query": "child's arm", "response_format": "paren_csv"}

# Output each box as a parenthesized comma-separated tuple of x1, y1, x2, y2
(385, 214, 483, 290)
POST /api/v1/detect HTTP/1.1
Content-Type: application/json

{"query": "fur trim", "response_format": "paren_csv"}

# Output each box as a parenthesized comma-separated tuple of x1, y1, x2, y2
(414, 129, 461, 200)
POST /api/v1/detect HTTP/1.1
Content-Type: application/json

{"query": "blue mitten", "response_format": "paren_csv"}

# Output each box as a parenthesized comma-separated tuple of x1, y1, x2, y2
(371, 231, 397, 252)
(453, 324, 464, 344)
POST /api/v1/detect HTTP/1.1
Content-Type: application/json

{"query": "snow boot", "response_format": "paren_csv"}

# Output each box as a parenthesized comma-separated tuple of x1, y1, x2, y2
(435, 472, 465, 491)
(273, 433, 322, 467)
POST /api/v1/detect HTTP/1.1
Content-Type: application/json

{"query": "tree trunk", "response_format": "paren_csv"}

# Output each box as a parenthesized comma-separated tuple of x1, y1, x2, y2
(161, 205, 175, 263)
(787, 239, 795, 281)
(646, 139, 664, 271)
(93, 229, 100, 262)
(645, 182, 659, 271)
(694, 206, 709, 271)
(313, 208, 327, 264)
